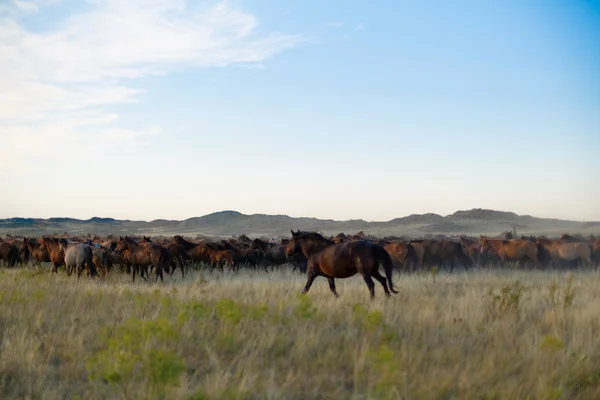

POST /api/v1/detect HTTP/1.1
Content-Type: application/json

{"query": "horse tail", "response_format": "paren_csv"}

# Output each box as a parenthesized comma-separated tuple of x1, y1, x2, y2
(86, 247, 98, 276)
(372, 244, 399, 294)
(406, 243, 418, 268)
(159, 247, 169, 269)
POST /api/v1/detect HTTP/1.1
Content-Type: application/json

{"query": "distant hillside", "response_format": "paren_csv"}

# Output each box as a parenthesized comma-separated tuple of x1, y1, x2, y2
(0, 209, 598, 238)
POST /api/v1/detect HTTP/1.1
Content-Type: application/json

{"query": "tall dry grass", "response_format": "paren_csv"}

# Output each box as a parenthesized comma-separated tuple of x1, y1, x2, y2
(0, 266, 599, 399)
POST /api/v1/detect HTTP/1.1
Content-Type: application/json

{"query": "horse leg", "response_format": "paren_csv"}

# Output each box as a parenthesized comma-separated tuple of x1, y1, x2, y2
(155, 265, 164, 283)
(141, 265, 149, 282)
(180, 259, 185, 278)
(460, 255, 470, 272)
(371, 270, 391, 297)
(327, 277, 339, 298)
(302, 271, 318, 295)
(131, 263, 137, 282)
(360, 273, 376, 299)
(448, 259, 456, 273)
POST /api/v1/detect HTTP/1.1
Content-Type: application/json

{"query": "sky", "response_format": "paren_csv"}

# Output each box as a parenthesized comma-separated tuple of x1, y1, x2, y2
(1, 0, 599, 222)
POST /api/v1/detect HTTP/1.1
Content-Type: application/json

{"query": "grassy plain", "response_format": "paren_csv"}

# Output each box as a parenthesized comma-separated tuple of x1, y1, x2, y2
(0, 266, 599, 399)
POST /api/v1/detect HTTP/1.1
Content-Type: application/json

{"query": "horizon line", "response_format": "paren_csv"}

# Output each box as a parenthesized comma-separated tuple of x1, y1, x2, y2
(1, 208, 597, 224)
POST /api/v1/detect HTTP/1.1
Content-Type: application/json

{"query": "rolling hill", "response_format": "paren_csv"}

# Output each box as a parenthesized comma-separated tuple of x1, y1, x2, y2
(1, 209, 598, 238)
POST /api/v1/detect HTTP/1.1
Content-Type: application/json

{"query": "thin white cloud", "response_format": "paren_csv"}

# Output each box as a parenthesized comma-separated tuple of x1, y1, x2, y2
(12, 0, 39, 13)
(100, 126, 159, 145)
(325, 21, 344, 28)
(0, 0, 306, 172)
(238, 63, 266, 70)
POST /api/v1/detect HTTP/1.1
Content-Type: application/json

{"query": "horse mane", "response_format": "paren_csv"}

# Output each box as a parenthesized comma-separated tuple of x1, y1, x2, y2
(295, 231, 334, 244)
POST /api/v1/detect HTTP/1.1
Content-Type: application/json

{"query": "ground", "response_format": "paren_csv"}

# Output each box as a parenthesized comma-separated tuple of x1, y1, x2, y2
(0, 266, 599, 399)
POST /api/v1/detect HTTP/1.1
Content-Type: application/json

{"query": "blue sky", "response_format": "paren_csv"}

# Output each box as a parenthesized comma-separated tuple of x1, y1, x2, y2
(1, 0, 599, 221)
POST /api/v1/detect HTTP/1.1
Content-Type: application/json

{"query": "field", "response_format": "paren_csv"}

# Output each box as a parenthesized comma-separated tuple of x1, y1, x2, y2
(1, 266, 600, 399)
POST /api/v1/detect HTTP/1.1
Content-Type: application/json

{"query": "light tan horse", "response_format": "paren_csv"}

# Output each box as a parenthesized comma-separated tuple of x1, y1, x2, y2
(537, 237, 592, 268)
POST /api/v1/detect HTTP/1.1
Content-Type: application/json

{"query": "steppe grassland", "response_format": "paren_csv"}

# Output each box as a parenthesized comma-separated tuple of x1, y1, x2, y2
(0, 267, 599, 399)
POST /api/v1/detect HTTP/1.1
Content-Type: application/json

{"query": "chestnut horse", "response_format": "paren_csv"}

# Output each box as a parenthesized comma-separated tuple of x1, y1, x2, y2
(383, 241, 418, 272)
(24, 238, 50, 266)
(285, 230, 398, 299)
(479, 237, 541, 268)
(116, 236, 168, 282)
(205, 247, 236, 272)
(40, 237, 65, 273)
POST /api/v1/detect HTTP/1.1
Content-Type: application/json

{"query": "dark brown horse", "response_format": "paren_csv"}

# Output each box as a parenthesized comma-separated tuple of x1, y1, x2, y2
(251, 238, 304, 271)
(142, 236, 187, 277)
(285, 230, 398, 299)
(411, 239, 473, 272)
(163, 243, 189, 277)
(0, 241, 18, 267)
(172, 235, 213, 265)
(592, 239, 600, 269)
(115, 236, 168, 282)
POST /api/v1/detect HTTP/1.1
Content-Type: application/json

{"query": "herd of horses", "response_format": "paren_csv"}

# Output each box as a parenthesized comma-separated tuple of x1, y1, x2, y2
(1, 230, 599, 298)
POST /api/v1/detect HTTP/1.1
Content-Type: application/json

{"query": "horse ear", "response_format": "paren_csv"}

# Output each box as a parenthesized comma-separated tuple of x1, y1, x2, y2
(291, 229, 295, 237)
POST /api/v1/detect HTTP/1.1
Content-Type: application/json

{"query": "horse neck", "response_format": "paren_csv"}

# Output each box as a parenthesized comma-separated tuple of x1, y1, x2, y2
(128, 239, 143, 248)
(43, 240, 61, 252)
(178, 239, 195, 250)
(487, 240, 504, 250)
(300, 239, 332, 258)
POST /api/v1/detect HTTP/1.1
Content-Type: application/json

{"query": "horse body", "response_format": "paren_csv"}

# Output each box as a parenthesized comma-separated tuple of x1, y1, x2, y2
(479, 237, 540, 267)
(592, 239, 600, 268)
(410, 239, 472, 271)
(383, 241, 418, 272)
(8, 240, 27, 266)
(286, 230, 398, 299)
(205, 248, 235, 272)
(537, 238, 591, 268)
(0, 242, 18, 267)
(40, 237, 65, 273)
(59, 240, 97, 278)
(24, 238, 50, 265)
(116, 237, 167, 282)
(92, 247, 113, 276)
(167, 243, 189, 276)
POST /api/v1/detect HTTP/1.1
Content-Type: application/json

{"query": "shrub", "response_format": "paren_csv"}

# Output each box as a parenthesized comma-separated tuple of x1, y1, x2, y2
(482, 280, 527, 321)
